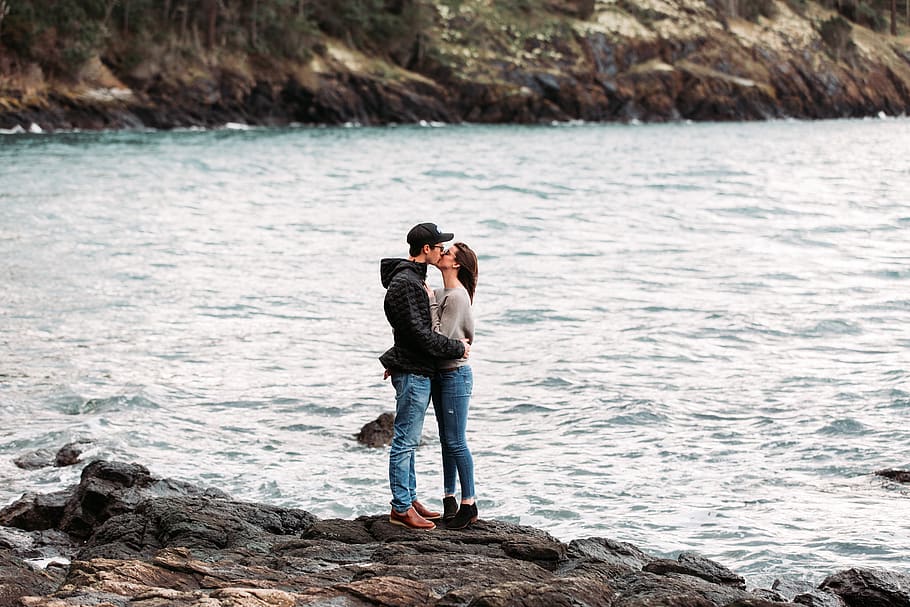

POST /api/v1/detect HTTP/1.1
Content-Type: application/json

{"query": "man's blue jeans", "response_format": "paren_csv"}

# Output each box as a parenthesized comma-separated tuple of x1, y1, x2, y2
(432, 365, 475, 499)
(389, 372, 432, 513)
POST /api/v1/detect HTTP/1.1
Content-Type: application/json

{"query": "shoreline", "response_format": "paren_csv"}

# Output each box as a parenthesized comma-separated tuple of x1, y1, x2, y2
(1, 113, 908, 141)
(2, 458, 908, 607)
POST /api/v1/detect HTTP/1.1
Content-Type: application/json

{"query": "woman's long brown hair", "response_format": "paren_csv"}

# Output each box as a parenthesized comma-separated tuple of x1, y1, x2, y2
(453, 242, 478, 303)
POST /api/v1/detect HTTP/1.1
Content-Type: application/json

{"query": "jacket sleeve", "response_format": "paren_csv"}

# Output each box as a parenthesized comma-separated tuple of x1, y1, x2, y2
(387, 280, 465, 359)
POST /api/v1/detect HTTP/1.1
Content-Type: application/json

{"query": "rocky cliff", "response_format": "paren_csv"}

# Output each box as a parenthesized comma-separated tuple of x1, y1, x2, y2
(2, 459, 910, 607)
(1, 0, 909, 132)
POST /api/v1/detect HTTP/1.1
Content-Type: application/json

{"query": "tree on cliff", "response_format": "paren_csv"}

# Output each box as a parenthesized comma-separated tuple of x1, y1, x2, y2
(0, 0, 10, 42)
(0, 0, 431, 78)
(204, 0, 217, 48)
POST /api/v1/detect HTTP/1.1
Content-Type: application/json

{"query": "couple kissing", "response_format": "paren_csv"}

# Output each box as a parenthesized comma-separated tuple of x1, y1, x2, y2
(379, 222, 479, 531)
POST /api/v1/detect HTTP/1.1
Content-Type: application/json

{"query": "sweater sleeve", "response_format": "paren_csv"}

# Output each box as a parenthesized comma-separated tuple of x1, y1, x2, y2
(430, 289, 442, 333)
(431, 288, 443, 333)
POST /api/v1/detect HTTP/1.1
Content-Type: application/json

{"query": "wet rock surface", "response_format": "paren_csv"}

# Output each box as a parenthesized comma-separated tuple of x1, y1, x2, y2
(1, 460, 908, 607)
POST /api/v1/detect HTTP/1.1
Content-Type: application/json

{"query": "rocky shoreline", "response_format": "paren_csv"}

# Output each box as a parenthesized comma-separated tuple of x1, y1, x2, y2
(2, 457, 909, 607)
(2, 1, 910, 132)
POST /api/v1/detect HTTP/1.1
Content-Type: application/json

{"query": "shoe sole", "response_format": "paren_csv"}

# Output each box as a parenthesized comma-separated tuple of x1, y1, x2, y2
(388, 517, 435, 530)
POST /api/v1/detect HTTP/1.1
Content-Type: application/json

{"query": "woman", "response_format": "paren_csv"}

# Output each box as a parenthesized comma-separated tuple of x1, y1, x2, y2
(430, 241, 479, 530)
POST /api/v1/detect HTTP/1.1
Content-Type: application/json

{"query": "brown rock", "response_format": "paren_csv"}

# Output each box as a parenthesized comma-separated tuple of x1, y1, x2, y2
(442, 577, 615, 607)
(54, 442, 89, 468)
(62, 557, 201, 595)
(341, 575, 437, 606)
(209, 587, 298, 607)
(356, 413, 395, 448)
(726, 600, 797, 607)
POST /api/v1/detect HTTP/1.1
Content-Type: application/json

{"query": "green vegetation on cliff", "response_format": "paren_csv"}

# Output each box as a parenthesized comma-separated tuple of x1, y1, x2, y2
(0, 0, 434, 78)
(0, 0, 908, 128)
(0, 0, 906, 79)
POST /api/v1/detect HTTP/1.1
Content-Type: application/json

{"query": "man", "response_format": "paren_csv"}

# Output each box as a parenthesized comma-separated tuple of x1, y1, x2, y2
(379, 222, 469, 530)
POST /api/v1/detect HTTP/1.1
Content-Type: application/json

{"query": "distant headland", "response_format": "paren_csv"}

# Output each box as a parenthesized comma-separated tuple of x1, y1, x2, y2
(1, 0, 909, 132)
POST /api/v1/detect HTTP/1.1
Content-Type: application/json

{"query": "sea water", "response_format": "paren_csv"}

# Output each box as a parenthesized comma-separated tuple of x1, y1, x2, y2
(1, 119, 909, 588)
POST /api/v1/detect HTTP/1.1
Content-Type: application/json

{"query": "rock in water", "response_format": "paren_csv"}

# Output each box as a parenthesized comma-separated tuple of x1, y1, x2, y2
(357, 412, 395, 447)
(12, 450, 55, 470)
(54, 442, 89, 467)
(875, 468, 910, 483)
(12, 441, 91, 470)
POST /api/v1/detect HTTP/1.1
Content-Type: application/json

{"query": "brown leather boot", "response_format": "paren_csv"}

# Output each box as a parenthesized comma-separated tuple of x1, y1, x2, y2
(389, 507, 436, 530)
(412, 500, 441, 520)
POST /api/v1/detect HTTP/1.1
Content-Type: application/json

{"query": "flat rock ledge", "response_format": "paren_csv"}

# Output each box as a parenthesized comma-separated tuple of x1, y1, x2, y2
(1, 461, 908, 607)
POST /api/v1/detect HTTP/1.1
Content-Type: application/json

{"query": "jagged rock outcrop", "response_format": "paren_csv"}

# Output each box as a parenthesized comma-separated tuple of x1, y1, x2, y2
(1, 0, 908, 131)
(1, 459, 908, 607)
(820, 568, 910, 607)
(0, 460, 228, 538)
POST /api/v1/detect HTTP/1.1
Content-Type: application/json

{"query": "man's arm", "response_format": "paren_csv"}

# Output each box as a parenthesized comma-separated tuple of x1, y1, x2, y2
(388, 280, 465, 360)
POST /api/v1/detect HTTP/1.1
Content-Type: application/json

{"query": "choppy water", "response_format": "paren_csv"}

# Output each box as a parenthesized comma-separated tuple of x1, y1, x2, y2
(2, 120, 909, 588)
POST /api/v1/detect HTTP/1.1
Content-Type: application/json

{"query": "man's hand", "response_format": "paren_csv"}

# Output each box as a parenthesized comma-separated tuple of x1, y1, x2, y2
(461, 339, 471, 359)
(383, 369, 392, 380)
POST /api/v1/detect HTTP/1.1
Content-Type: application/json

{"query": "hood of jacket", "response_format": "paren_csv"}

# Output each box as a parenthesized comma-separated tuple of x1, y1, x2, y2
(380, 258, 427, 288)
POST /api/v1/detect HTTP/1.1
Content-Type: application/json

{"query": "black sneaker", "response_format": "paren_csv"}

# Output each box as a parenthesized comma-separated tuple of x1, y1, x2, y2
(443, 496, 458, 521)
(446, 503, 478, 530)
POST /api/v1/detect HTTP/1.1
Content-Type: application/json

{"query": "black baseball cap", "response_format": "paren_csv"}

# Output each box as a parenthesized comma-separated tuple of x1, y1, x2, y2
(407, 222, 454, 247)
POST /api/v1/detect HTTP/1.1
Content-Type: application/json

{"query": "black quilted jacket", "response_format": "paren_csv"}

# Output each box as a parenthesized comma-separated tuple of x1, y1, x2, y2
(379, 258, 466, 376)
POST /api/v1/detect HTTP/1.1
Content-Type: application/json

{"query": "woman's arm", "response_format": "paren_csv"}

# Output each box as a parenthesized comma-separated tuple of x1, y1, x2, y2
(429, 286, 441, 333)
